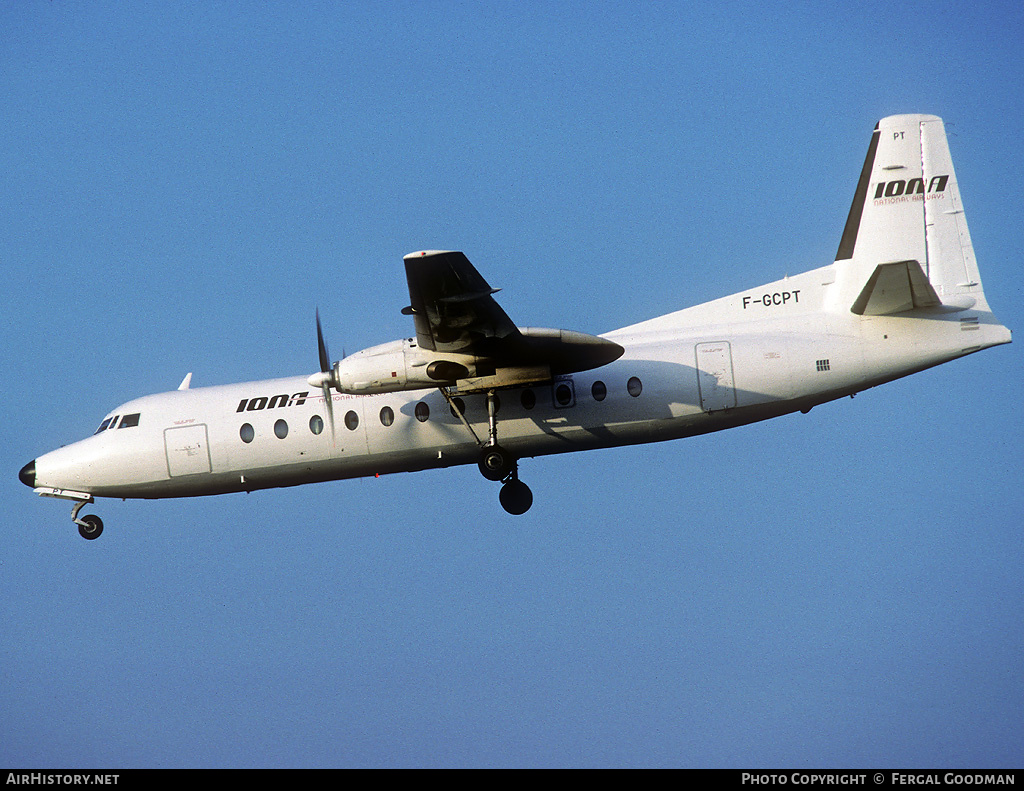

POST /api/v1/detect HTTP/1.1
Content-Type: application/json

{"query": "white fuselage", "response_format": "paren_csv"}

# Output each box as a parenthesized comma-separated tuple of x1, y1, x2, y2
(23, 115, 1013, 524)
(30, 262, 1010, 502)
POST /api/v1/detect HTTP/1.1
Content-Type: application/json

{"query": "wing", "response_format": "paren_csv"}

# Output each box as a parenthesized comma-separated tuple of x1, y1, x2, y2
(403, 250, 521, 354)
(402, 250, 624, 385)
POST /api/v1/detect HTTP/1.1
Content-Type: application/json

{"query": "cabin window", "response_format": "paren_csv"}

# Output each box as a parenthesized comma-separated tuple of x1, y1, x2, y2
(555, 383, 573, 406)
(344, 410, 359, 431)
(309, 415, 324, 435)
(380, 406, 394, 426)
(415, 401, 430, 422)
(627, 376, 643, 397)
(521, 389, 536, 410)
(274, 419, 289, 439)
(592, 381, 607, 402)
(449, 397, 466, 418)
(118, 413, 141, 428)
(240, 423, 255, 443)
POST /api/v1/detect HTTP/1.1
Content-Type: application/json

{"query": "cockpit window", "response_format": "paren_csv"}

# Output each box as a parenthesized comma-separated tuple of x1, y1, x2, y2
(94, 413, 140, 434)
(94, 416, 118, 434)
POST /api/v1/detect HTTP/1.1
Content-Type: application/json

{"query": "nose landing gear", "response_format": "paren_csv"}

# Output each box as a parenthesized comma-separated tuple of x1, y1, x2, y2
(71, 499, 104, 540)
(77, 514, 104, 540)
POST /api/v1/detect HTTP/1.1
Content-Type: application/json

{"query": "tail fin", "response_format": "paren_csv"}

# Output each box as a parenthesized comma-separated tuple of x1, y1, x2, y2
(836, 114, 989, 314)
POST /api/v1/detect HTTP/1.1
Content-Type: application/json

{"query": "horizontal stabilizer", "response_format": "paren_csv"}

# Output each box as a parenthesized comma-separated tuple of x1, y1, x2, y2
(850, 260, 941, 315)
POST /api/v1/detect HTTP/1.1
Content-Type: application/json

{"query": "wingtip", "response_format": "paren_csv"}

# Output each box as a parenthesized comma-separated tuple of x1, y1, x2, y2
(403, 250, 458, 260)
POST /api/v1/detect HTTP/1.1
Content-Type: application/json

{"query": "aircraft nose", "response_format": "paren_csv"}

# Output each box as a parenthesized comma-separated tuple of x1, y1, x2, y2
(19, 460, 36, 488)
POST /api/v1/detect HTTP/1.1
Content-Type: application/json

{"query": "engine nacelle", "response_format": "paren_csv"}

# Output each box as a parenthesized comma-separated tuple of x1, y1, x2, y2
(319, 327, 623, 395)
(331, 339, 477, 394)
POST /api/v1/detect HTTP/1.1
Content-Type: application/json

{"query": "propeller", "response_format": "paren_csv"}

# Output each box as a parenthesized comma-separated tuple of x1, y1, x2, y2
(308, 309, 337, 443)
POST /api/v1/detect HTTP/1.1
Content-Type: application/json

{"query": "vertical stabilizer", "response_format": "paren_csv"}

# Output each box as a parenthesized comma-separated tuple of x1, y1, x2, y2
(836, 115, 987, 308)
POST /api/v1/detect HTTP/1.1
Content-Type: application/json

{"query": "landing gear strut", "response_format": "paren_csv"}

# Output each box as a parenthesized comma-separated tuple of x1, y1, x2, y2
(454, 387, 533, 515)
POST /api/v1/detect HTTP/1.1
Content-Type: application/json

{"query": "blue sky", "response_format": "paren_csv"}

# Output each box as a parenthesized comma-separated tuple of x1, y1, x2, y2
(3, 1, 1022, 769)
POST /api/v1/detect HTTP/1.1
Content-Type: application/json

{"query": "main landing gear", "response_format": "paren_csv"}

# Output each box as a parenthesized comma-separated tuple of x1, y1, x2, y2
(71, 499, 104, 540)
(447, 387, 533, 515)
(478, 445, 533, 515)
(481, 388, 533, 515)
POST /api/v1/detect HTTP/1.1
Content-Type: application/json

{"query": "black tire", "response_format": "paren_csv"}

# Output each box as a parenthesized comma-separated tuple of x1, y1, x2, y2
(499, 480, 533, 515)
(78, 515, 103, 540)
(478, 444, 514, 482)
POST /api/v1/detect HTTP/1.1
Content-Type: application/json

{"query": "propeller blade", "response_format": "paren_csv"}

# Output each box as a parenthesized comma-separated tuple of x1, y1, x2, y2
(316, 309, 331, 374)
(313, 310, 336, 445)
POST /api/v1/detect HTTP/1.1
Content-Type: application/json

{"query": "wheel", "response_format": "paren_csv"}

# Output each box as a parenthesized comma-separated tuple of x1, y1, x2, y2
(478, 444, 514, 482)
(78, 515, 103, 540)
(499, 480, 533, 515)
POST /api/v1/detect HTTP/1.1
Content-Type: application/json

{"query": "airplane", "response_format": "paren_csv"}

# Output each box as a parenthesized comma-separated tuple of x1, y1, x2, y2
(19, 114, 1011, 539)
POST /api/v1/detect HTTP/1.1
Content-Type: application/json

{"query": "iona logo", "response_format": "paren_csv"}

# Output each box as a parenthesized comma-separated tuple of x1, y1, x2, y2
(236, 391, 309, 412)
(873, 174, 948, 199)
